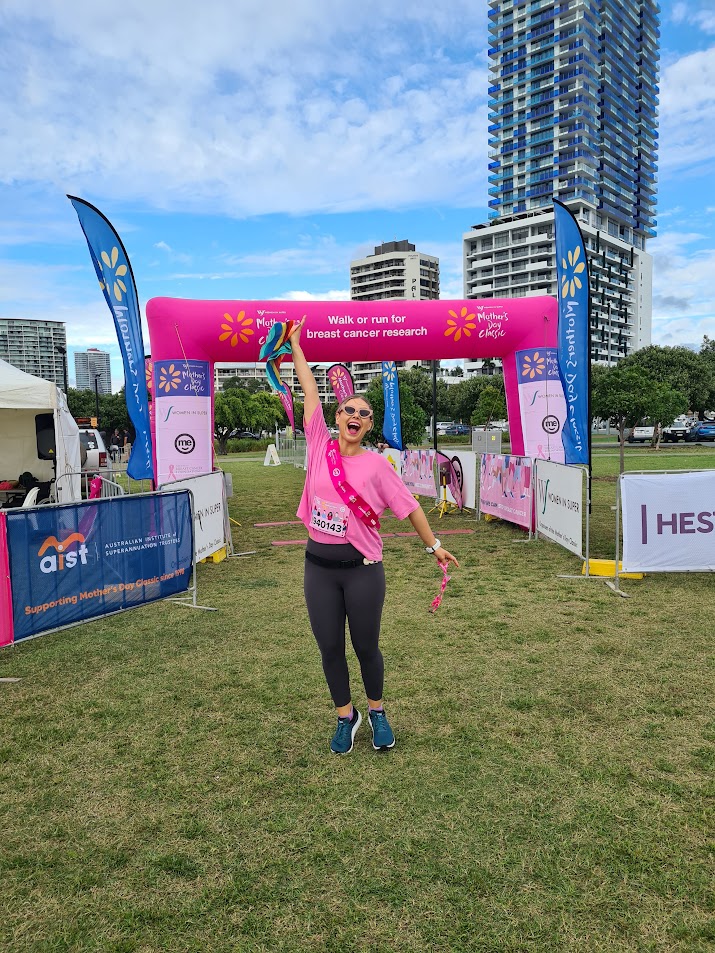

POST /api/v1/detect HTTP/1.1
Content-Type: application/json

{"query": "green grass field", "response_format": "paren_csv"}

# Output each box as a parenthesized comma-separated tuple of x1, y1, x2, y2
(1, 445, 714, 952)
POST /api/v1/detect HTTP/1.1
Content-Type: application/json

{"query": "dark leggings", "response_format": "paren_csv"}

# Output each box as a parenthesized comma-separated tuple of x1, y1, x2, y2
(303, 539, 386, 708)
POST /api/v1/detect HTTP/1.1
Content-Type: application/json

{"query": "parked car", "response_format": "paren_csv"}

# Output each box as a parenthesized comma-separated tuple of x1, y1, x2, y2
(229, 430, 261, 440)
(444, 424, 470, 436)
(627, 425, 655, 443)
(685, 421, 715, 442)
(78, 428, 111, 473)
(662, 417, 698, 442)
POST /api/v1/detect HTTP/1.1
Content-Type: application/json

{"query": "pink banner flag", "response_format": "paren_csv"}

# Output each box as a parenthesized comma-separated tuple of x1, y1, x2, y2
(326, 364, 355, 403)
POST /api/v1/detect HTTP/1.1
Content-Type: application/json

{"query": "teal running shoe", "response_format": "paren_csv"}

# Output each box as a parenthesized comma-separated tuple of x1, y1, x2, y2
(330, 708, 362, 755)
(368, 708, 395, 751)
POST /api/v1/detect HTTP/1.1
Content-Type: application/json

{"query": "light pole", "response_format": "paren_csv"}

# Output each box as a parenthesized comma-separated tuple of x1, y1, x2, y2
(55, 343, 68, 394)
(94, 373, 102, 427)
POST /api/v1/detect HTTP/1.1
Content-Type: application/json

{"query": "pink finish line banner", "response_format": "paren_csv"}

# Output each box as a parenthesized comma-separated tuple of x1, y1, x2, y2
(145, 297, 561, 458)
(146, 298, 557, 364)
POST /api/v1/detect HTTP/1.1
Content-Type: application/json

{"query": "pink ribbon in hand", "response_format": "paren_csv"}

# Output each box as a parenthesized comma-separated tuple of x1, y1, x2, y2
(429, 562, 451, 613)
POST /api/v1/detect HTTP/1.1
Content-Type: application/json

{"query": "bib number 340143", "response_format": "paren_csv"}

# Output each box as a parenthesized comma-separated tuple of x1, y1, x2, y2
(311, 496, 349, 538)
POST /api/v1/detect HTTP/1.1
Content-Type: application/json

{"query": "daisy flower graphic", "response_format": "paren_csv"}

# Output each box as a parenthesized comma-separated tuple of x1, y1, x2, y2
(98, 247, 128, 302)
(561, 246, 586, 298)
(159, 363, 181, 393)
(219, 311, 254, 347)
(445, 307, 477, 343)
(521, 352, 546, 379)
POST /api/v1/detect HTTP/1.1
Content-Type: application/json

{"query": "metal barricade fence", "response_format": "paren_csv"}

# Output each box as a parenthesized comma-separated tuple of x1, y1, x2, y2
(275, 433, 307, 469)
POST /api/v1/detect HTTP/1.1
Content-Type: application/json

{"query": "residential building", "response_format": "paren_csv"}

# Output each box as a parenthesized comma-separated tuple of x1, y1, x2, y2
(464, 0, 659, 364)
(350, 240, 439, 389)
(215, 362, 335, 405)
(0, 318, 67, 387)
(74, 348, 112, 393)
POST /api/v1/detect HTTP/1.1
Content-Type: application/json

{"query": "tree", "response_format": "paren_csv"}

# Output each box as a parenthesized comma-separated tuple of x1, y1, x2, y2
(223, 376, 269, 394)
(250, 390, 284, 434)
(397, 366, 451, 419)
(620, 345, 714, 416)
(699, 336, 715, 411)
(447, 375, 494, 425)
(363, 377, 427, 447)
(213, 389, 254, 453)
(591, 365, 687, 472)
(470, 380, 507, 426)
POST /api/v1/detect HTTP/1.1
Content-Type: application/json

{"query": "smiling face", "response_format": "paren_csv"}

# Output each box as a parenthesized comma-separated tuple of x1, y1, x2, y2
(336, 396, 373, 447)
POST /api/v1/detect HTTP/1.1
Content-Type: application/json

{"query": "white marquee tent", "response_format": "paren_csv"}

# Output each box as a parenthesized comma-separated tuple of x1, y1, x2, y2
(0, 359, 81, 503)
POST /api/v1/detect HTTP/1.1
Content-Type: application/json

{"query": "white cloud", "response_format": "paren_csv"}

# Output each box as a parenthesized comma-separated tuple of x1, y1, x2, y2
(670, 2, 715, 33)
(0, 0, 488, 217)
(650, 230, 715, 348)
(659, 45, 715, 172)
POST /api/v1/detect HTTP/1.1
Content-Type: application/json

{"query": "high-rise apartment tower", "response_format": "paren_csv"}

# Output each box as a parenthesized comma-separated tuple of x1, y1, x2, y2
(349, 240, 439, 391)
(464, 0, 659, 365)
(0, 318, 68, 387)
(74, 348, 112, 393)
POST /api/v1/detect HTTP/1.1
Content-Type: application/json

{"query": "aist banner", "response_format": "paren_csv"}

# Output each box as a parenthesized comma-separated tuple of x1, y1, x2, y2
(5, 492, 193, 641)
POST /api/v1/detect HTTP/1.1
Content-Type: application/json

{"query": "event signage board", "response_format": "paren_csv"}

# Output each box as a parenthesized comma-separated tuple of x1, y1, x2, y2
(159, 471, 226, 562)
(442, 450, 477, 510)
(4, 492, 193, 641)
(479, 453, 533, 529)
(534, 459, 584, 557)
(621, 471, 715, 572)
(154, 359, 212, 485)
(401, 450, 437, 497)
(516, 347, 566, 463)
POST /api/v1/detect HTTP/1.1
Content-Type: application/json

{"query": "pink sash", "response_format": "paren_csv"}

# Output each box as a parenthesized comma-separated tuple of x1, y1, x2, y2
(325, 440, 381, 531)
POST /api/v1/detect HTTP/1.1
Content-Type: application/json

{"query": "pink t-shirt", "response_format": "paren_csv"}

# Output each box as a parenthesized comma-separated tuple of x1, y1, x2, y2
(297, 408, 419, 561)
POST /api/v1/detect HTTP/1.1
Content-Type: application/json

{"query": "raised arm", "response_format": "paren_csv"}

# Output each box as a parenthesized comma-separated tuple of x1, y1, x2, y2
(288, 317, 320, 425)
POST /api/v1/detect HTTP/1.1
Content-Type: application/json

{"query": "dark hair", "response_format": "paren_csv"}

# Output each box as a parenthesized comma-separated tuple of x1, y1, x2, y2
(336, 394, 373, 415)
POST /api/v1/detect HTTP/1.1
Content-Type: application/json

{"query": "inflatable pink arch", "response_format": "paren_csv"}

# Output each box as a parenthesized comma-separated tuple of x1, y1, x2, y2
(145, 297, 567, 484)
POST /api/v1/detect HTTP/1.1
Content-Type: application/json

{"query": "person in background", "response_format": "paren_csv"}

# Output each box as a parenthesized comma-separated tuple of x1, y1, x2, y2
(289, 318, 459, 755)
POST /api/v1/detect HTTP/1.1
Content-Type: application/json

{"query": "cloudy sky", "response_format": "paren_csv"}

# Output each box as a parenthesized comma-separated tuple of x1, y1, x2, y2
(1, 0, 714, 388)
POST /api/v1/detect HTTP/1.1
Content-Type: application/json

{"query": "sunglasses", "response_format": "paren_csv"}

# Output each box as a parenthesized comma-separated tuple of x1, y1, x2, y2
(339, 405, 372, 419)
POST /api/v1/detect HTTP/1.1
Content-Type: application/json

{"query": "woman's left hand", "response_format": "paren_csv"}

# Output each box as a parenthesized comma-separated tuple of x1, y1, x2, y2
(435, 547, 459, 569)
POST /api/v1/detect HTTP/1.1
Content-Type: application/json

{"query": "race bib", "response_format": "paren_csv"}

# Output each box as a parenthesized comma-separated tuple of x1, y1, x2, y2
(310, 495, 349, 538)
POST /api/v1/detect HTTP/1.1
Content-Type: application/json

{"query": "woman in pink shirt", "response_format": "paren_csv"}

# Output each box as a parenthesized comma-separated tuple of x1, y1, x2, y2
(290, 320, 459, 755)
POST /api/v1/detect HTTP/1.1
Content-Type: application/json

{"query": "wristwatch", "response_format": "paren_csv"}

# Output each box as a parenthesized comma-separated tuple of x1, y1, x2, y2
(425, 539, 441, 554)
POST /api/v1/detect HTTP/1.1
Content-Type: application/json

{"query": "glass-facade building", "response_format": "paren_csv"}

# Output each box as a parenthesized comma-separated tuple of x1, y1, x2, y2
(464, 0, 659, 365)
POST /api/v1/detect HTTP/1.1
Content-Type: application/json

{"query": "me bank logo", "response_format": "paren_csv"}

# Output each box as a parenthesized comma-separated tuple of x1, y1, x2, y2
(37, 533, 89, 574)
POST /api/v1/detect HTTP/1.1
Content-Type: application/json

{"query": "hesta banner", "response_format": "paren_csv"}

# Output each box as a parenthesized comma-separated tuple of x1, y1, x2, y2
(5, 492, 193, 641)
(153, 359, 213, 485)
(479, 453, 533, 529)
(534, 459, 584, 557)
(621, 470, 715, 572)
